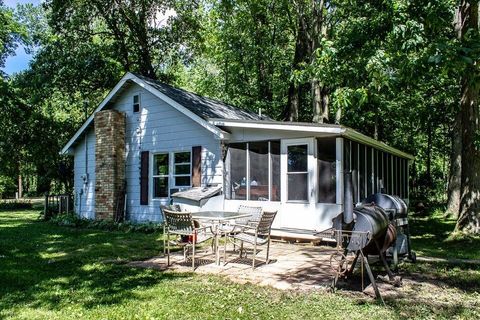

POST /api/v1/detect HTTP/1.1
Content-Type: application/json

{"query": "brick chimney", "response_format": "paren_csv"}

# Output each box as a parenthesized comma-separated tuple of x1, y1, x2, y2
(94, 110, 126, 220)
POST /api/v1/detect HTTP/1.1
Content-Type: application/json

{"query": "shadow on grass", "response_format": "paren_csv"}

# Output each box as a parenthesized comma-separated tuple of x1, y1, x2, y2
(0, 211, 190, 311)
(409, 204, 480, 261)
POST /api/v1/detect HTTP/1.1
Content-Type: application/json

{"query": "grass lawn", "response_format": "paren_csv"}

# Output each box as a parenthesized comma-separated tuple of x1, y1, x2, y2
(410, 206, 480, 260)
(0, 209, 479, 319)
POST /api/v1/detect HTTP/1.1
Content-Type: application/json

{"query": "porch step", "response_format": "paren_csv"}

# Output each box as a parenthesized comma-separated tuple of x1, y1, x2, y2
(270, 227, 336, 244)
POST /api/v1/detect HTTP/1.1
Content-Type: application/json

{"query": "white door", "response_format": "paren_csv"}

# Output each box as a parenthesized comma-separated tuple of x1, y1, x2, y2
(280, 138, 316, 229)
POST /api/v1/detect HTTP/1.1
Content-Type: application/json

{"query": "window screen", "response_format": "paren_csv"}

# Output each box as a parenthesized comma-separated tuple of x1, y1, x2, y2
(287, 144, 308, 201)
(359, 144, 366, 200)
(366, 146, 373, 196)
(350, 141, 359, 203)
(249, 141, 269, 200)
(317, 138, 336, 203)
(227, 143, 247, 200)
(270, 141, 281, 201)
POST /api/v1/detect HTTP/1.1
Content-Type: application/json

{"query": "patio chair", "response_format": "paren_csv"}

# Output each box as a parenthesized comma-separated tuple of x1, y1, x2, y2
(160, 205, 181, 255)
(163, 208, 214, 270)
(236, 205, 263, 226)
(223, 210, 277, 270)
(219, 205, 263, 235)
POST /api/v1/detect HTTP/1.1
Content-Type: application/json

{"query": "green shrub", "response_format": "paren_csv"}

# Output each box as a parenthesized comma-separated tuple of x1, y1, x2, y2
(50, 213, 164, 233)
(0, 200, 33, 210)
(0, 176, 16, 198)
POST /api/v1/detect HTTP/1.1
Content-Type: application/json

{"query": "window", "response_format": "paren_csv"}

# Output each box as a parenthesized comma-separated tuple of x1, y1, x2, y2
(287, 144, 308, 201)
(153, 153, 169, 198)
(152, 150, 191, 198)
(226, 141, 280, 201)
(270, 141, 281, 201)
(249, 141, 269, 200)
(174, 152, 191, 187)
(133, 94, 140, 113)
(317, 137, 336, 203)
(227, 143, 247, 200)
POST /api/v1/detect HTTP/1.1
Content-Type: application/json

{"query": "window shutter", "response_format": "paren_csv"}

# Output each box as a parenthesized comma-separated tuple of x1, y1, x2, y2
(140, 151, 149, 205)
(192, 146, 202, 187)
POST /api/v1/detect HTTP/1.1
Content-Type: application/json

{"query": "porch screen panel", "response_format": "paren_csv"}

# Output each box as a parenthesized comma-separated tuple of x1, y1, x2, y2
(398, 158, 402, 198)
(404, 159, 409, 198)
(228, 143, 247, 200)
(359, 144, 366, 200)
(344, 140, 351, 172)
(367, 146, 373, 196)
(374, 149, 379, 193)
(271, 141, 281, 201)
(393, 156, 398, 195)
(398, 158, 403, 198)
(378, 150, 385, 193)
(317, 137, 336, 203)
(351, 141, 359, 203)
(387, 154, 392, 194)
(287, 144, 308, 201)
(249, 141, 269, 200)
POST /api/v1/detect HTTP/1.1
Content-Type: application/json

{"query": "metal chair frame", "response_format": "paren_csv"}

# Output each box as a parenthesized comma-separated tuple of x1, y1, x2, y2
(163, 208, 214, 270)
(160, 205, 181, 255)
(222, 211, 277, 270)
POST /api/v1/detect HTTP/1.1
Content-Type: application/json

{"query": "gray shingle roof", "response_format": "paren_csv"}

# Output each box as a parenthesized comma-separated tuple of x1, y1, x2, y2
(134, 73, 266, 121)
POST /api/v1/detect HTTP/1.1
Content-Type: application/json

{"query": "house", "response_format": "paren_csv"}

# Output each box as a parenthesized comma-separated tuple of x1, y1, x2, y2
(61, 72, 414, 235)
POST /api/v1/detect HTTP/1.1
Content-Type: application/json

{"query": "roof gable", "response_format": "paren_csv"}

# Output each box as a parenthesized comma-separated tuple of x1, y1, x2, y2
(61, 72, 239, 154)
(133, 73, 265, 121)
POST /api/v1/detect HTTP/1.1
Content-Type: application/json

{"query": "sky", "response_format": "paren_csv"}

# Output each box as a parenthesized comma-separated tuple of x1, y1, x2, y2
(2, 1, 175, 76)
(2, 0, 42, 75)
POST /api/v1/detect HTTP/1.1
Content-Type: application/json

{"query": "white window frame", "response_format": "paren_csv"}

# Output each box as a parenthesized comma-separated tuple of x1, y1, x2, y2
(172, 151, 192, 188)
(152, 152, 170, 199)
(133, 93, 141, 113)
(151, 149, 192, 199)
(281, 138, 315, 204)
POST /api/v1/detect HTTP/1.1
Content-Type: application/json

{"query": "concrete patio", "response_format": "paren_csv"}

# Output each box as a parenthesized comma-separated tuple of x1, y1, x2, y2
(128, 242, 338, 291)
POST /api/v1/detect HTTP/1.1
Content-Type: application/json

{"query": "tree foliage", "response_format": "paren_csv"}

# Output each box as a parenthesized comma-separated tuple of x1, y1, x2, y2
(0, 0, 479, 232)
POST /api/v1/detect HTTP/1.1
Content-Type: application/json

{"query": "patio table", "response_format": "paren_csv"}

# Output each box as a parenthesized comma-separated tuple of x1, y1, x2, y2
(192, 211, 252, 265)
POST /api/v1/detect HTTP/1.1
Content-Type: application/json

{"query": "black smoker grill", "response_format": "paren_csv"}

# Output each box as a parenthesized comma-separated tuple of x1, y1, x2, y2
(363, 193, 416, 266)
(329, 173, 407, 302)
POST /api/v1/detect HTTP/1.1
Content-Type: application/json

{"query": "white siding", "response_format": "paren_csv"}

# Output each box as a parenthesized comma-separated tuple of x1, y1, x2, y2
(113, 85, 222, 222)
(73, 130, 96, 219)
(72, 84, 222, 222)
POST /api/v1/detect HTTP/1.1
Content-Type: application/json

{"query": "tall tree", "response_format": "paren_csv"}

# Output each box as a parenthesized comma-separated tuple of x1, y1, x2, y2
(455, 0, 480, 233)
(46, 0, 202, 80)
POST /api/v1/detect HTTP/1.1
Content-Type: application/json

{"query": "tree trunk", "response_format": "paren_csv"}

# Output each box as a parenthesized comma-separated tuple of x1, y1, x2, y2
(456, 75, 480, 233)
(446, 111, 462, 217)
(311, 0, 328, 123)
(286, 84, 300, 121)
(455, 1, 480, 234)
(284, 1, 309, 121)
(312, 81, 329, 123)
(18, 174, 23, 199)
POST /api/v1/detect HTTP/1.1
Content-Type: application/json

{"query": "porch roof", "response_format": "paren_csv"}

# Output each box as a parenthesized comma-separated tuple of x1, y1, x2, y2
(209, 118, 415, 160)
